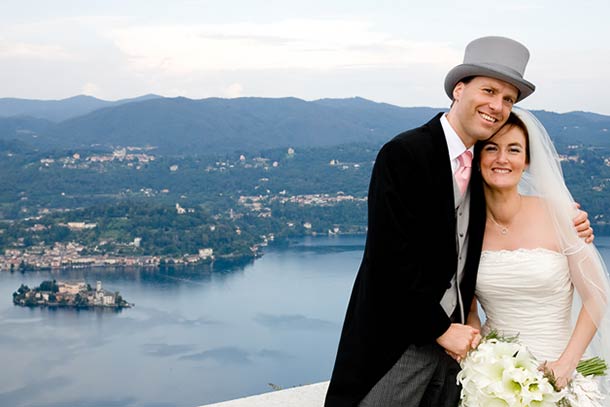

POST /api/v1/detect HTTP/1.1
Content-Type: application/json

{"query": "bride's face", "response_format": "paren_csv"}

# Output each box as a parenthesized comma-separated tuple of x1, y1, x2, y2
(479, 125, 528, 191)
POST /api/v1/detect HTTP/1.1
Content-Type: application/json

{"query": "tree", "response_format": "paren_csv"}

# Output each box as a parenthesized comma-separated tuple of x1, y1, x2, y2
(24, 294, 38, 306)
(74, 293, 89, 307)
(115, 292, 124, 306)
(39, 280, 58, 292)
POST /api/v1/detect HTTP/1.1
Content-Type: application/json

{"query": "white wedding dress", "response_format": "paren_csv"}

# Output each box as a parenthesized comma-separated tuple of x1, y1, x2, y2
(476, 248, 574, 362)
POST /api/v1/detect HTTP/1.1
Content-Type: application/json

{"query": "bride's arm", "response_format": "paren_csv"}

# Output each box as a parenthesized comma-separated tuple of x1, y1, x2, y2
(546, 240, 610, 388)
(466, 296, 481, 330)
(466, 296, 482, 348)
(545, 306, 597, 389)
(537, 199, 605, 388)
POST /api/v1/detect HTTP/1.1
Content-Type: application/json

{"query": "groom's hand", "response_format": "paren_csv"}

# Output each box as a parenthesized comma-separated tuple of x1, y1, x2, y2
(573, 203, 594, 243)
(436, 323, 479, 360)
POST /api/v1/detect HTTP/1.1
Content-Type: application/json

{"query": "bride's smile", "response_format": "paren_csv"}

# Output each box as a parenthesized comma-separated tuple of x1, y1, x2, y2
(479, 125, 528, 191)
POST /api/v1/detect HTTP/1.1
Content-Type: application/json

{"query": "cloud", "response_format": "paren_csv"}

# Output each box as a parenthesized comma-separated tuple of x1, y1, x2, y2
(256, 348, 294, 361)
(224, 83, 243, 98)
(108, 20, 459, 75)
(180, 346, 251, 364)
(141, 343, 197, 357)
(254, 313, 336, 331)
(0, 376, 72, 406)
(82, 82, 101, 96)
(30, 396, 138, 407)
(0, 16, 127, 64)
(0, 39, 72, 60)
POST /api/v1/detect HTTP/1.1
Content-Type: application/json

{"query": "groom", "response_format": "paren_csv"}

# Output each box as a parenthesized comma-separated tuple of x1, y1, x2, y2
(325, 36, 574, 407)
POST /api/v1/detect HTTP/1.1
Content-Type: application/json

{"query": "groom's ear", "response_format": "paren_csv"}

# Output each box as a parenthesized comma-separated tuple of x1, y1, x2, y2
(452, 82, 465, 102)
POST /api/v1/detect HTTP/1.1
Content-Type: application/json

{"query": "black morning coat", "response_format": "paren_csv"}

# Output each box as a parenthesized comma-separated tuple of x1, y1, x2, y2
(324, 113, 487, 407)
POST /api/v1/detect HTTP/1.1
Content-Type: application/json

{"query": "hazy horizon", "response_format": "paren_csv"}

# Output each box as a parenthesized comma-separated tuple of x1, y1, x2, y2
(2, 1, 610, 115)
(3, 94, 610, 118)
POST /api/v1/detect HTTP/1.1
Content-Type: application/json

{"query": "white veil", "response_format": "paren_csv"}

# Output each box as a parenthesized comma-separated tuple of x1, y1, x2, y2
(514, 107, 610, 398)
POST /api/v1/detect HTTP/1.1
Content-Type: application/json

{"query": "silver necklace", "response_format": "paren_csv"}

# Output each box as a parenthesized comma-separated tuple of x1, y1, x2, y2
(488, 196, 522, 235)
(488, 214, 509, 235)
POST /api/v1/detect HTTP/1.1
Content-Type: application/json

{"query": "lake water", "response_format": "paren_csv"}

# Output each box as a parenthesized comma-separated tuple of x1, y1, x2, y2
(1, 235, 610, 407)
(0, 236, 365, 407)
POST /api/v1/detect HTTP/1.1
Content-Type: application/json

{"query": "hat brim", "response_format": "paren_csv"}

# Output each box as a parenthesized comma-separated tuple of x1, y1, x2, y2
(444, 64, 535, 103)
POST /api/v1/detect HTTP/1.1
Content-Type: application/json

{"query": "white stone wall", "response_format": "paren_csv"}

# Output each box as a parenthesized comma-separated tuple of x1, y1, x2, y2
(199, 381, 329, 407)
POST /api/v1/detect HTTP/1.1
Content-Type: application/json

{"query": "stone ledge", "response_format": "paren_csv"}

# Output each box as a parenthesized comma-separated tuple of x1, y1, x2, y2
(199, 381, 329, 407)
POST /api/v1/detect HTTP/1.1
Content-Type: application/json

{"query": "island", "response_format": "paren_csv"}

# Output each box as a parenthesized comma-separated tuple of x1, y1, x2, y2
(13, 280, 132, 309)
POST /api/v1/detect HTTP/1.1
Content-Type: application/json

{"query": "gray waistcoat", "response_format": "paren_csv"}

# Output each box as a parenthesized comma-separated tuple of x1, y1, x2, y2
(439, 178, 471, 323)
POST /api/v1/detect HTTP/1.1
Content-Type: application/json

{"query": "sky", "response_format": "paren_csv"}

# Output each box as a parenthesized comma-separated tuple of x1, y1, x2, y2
(2, 0, 610, 115)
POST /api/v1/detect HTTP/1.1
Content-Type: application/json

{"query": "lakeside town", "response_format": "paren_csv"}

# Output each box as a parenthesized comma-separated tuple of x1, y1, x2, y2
(0, 240, 224, 271)
(0, 147, 370, 271)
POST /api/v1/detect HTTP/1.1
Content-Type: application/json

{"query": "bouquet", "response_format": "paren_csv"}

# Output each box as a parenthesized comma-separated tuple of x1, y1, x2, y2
(457, 331, 607, 406)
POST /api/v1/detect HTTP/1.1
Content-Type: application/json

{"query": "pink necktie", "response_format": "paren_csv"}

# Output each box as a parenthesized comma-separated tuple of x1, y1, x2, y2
(455, 150, 472, 195)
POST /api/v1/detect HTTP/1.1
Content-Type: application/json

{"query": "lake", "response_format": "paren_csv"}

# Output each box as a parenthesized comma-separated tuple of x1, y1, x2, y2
(0, 236, 364, 407)
(1, 235, 610, 407)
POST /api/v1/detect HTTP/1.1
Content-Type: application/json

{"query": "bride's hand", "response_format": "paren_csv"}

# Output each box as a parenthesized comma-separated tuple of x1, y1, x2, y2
(470, 332, 482, 349)
(540, 360, 575, 389)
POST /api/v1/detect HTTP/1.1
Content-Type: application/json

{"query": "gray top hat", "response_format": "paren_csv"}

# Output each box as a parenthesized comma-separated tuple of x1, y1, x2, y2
(444, 36, 536, 102)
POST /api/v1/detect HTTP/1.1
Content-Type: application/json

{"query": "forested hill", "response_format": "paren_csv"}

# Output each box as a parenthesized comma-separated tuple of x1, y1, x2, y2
(1, 96, 608, 155)
(0, 94, 162, 122)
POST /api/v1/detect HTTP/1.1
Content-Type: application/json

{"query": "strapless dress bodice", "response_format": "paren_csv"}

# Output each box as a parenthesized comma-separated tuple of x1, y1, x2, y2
(476, 248, 573, 362)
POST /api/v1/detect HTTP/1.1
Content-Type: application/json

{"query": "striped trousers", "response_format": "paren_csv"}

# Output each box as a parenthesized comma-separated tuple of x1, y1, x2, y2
(359, 343, 461, 407)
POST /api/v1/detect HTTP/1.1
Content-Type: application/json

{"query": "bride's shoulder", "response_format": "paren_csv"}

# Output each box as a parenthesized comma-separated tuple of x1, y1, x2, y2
(521, 196, 554, 223)
(521, 195, 546, 212)
(518, 196, 561, 251)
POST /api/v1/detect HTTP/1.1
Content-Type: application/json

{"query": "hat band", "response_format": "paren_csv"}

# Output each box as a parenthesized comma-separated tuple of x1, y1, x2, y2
(475, 63, 524, 79)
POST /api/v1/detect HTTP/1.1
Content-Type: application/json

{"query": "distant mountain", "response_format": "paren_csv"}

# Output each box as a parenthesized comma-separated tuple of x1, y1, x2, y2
(528, 110, 610, 147)
(0, 116, 56, 148)
(45, 96, 442, 154)
(0, 94, 162, 122)
(0, 96, 608, 154)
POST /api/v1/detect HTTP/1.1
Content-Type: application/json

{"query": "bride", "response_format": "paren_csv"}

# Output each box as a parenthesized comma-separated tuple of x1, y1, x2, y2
(467, 108, 610, 396)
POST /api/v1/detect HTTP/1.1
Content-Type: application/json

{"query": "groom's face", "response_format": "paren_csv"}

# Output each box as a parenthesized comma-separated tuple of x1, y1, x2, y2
(447, 76, 519, 147)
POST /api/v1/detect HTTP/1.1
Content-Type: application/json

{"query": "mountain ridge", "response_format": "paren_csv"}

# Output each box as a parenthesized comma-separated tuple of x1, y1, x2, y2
(0, 96, 608, 154)
(0, 94, 162, 122)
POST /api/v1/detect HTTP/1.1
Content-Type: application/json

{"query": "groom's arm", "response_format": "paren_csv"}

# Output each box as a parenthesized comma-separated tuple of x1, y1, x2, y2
(364, 138, 455, 343)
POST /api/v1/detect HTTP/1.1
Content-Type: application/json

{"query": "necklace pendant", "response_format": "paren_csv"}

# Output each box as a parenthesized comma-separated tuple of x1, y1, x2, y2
(501, 228, 508, 235)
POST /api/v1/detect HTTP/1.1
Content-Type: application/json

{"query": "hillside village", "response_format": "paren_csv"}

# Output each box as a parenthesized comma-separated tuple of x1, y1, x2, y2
(2, 139, 610, 271)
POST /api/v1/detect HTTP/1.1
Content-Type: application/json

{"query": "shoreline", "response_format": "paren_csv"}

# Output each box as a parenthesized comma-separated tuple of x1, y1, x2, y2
(1, 233, 367, 272)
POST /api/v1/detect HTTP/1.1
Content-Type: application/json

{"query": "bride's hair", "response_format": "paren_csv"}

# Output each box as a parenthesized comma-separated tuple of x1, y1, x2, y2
(474, 112, 530, 163)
